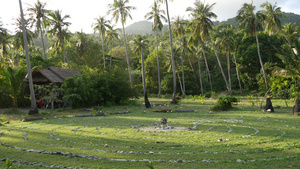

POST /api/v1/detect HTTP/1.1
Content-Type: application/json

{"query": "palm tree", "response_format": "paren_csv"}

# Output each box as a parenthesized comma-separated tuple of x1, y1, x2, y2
(283, 23, 300, 44)
(47, 10, 71, 69)
(187, 0, 231, 95)
(237, 2, 268, 89)
(0, 28, 12, 60)
(232, 30, 244, 95)
(74, 31, 88, 59)
(130, 35, 151, 108)
(157, 0, 177, 104)
(106, 25, 120, 66)
(27, 0, 49, 59)
(260, 2, 291, 46)
(18, 0, 37, 109)
(92, 16, 110, 68)
(144, 1, 167, 98)
(13, 15, 36, 53)
(215, 24, 235, 96)
(172, 16, 187, 97)
(107, 0, 136, 88)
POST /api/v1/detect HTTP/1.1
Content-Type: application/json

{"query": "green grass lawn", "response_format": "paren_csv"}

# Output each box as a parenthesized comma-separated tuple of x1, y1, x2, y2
(0, 97, 299, 169)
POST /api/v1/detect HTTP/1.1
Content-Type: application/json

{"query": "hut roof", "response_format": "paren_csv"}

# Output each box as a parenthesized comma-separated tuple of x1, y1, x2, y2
(32, 67, 81, 84)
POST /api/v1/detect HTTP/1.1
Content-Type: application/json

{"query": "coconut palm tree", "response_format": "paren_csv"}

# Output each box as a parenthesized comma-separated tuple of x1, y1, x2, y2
(106, 25, 120, 66)
(232, 30, 244, 95)
(92, 16, 110, 68)
(283, 23, 300, 44)
(172, 16, 187, 97)
(13, 15, 36, 53)
(157, 0, 177, 103)
(107, 0, 136, 88)
(27, 0, 49, 59)
(215, 24, 235, 96)
(0, 28, 12, 60)
(18, 0, 36, 109)
(130, 35, 151, 108)
(47, 10, 71, 69)
(144, 1, 167, 98)
(237, 2, 268, 89)
(187, 0, 231, 95)
(260, 2, 291, 46)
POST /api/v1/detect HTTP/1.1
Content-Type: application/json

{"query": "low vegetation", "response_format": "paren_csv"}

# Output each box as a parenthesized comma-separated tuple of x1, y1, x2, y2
(0, 97, 299, 169)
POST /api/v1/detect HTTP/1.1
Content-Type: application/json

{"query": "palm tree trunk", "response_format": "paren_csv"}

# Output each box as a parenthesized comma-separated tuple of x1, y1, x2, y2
(155, 29, 161, 98)
(201, 44, 213, 92)
(40, 27, 47, 59)
(101, 35, 106, 68)
(197, 52, 204, 96)
(233, 53, 243, 95)
(227, 52, 232, 96)
(61, 38, 70, 69)
(255, 32, 268, 89)
(165, 0, 177, 104)
(187, 51, 194, 71)
(176, 71, 184, 96)
(110, 42, 113, 66)
(179, 37, 185, 97)
(209, 35, 232, 96)
(19, 0, 36, 109)
(121, 21, 133, 88)
(141, 48, 151, 108)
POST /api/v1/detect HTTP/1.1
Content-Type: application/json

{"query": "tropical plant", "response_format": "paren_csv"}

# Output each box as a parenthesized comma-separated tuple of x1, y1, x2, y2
(18, 0, 37, 109)
(47, 10, 71, 69)
(0, 28, 12, 60)
(106, 25, 120, 66)
(237, 2, 268, 89)
(157, 0, 177, 104)
(92, 16, 111, 68)
(260, 2, 291, 46)
(172, 16, 187, 97)
(186, 0, 231, 95)
(144, 1, 167, 98)
(130, 34, 151, 108)
(27, 0, 49, 59)
(107, 0, 136, 88)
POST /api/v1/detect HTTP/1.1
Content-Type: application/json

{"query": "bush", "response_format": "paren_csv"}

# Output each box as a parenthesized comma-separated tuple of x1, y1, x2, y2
(212, 96, 237, 111)
(62, 67, 138, 108)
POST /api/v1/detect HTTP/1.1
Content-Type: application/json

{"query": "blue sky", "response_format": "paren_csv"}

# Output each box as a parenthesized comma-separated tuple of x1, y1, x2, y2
(1, 0, 299, 33)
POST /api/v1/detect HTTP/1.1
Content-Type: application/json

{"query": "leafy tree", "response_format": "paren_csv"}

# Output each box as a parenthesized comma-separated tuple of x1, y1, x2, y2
(107, 0, 136, 88)
(144, 1, 167, 97)
(28, 0, 49, 59)
(92, 16, 111, 68)
(0, 28, 12, 60)
(157, 0, 177, 104)
(237, 2, 268, 89)
(130, 35, 151, 108)
(283, 23, 300, 43)
(47, 10, 71, 69)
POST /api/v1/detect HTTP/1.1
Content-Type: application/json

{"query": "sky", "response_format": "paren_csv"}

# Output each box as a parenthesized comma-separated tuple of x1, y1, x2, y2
(1, 0, 300, 34)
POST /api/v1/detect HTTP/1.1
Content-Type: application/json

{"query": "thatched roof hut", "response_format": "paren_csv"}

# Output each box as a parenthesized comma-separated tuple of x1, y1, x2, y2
(31, 67, 81, 85)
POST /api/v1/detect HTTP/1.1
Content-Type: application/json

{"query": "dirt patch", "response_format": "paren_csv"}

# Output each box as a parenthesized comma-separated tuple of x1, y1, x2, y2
(139, 126, 187, 132)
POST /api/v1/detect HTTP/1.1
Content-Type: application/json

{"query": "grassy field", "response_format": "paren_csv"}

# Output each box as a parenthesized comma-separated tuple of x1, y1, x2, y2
(0, 97, 299, 169)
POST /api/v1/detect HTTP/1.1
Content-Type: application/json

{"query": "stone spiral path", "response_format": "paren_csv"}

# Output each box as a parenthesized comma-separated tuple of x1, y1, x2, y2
(0, 113, 300, 168)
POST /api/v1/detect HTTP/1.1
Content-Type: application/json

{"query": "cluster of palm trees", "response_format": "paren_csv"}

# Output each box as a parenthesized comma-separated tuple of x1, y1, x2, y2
(1, 0, 299, 108)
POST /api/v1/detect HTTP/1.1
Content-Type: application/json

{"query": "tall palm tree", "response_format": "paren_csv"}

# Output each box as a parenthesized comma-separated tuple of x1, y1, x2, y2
(47, 10, 71, 69)
(232, 30, 244, 95)
(18, 0, 36, 109)
(172, 16, 187, 97)
(237, 2, 268, 89)
(157, 0, 177, 104)
(130, 35, 151, 108)
(92, 16, 110, 68)
(283, 23, 299, 44)
(187, 0, 231, 95)
(107, 0, 136, 88)
(106, 25, 120, 66)
(74, 31, 88, 60)
(144, 1, 167, 98)
(13, 15, 36, 53)
(260, 2, 291, 46)
(0, 29, 12, 60)
(215, 24, 235, 96)
(27, 0, 49, 59)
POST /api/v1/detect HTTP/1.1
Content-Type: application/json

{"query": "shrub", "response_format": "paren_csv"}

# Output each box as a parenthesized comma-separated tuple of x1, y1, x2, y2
(62, 67, 138, 108)
(212, 96, 237, 111)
